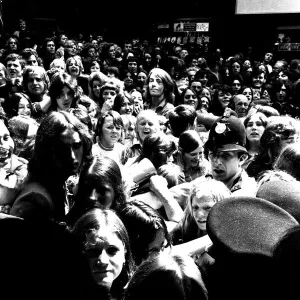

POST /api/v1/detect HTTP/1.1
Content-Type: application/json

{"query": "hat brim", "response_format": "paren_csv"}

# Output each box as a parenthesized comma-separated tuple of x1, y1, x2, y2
(216, 144, 248, 153)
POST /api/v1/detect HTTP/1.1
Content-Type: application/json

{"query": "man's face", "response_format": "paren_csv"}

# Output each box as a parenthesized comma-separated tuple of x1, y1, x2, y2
(273, 61, 284, 73)
(128, 61, 137, 73)
(208, 150, 242, 186)
(26, 55, 38, 66)
(175, 47, 182, 56)
(7, 59, 22, 78)
(180, 49, 188, 59)
(46, 41, 56, 54)
(190, 81, 202, 96)
(264, 53, 273, 63)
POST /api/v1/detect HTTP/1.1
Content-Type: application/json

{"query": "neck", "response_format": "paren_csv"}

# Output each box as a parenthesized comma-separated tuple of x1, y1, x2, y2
(151, 94, 165, 108)
(223, 169, 242, 190)
(99, 139, 114, 150)
(248, 141, 260, 156)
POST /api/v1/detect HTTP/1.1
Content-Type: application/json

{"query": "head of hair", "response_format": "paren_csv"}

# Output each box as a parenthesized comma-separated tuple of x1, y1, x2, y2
(22, 66, 50, 95)
(179, 130, 203, 153)
(5, 53, 25, 68)
(117, 200, 171, 265)
(168, 105, 196, 138)
(20, 48, 39, 61)
(139, 133, 176, 169)
(71, 208, 134, 298)
(112, 92, 134, 114)
(135, 110, 160, 142)
(273, 142, 300, 180)
(29, 111, 93, 183)
(177, 87, 200, 109)
(66, 55, 84, 75)
(96, 110, 123, 138)
(144, 68, 175, 104)
(124, 253, 208, 300)
(48, 72, 78, 109)
(88, 71, 108, 100)
(157, 163, 185, 188)
(106, 66, 120, 78)
(209, 84, 232, 115)
(5, 92, 33, 118)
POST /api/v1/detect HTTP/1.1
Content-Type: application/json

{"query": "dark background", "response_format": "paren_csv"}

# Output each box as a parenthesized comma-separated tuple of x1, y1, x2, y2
(2, 0, 300, 58)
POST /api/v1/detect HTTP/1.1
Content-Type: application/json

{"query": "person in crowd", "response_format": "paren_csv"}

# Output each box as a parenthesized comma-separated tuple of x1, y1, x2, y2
(273, 142, 300, 181)
(241, 86, 253, 103)
(230, 75, 243, 95)
(97, 82, 119, 115)
(144, 68, 174, 118)
(129, 88, 144, 116)
(20, 48, 41, 67)
(48, 71, 85, 113)
(3, 37, 20, 58)
(5, 54, 24, 86)
(251, 68, 270, 105)
(70, 208, 135, 300)
(244, 111, 268, 157)
(106, 66, 120, 79)
(4, 92, 34, 118)
(120, 114, 137, 147)
(66, 155, 127, 226)
(174, 130, 209, 182)
(113, 92, 134, 115)
(175, 87, 200, 111)
(10, 111, 93, 222)
(190, 78, 203, 97)
(247, 115, 300, 179)
(168, 105, 197, 138)
(88, 71, 108, 108)
(136, 69, 148, 91)
(230, 94, 251, 120)
(39, 37, 56, 71)
(171, 177, 230, 245)
(22, 65, 51, 120)
(124, 253, 208, 300)
(54, 33, 68, 59)
(209, 84, 232, 116)
(81, 43, 97, 73)
(0, 113, 28, 209)
(93, 110, 126, 166)
(118, 200, 171, 266)
(88, 60, 101, 74)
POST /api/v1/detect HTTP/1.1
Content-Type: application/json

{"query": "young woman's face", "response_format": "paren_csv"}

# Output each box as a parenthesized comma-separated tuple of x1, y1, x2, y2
(46, 41, 56, 54)
(231, 80, 242, 94)
(85, 229, 126, 289)
(101, 116, 122, 147)
(218, 90, 232, 109)
(232, 62, 241, 74)
(108, 46, 116, 59)
(131, 91, 143, 109)
(103, 89, 117, 108)
(200, 96, 210, 111)
(200, 88, 211, 100)
(199, 74, 208, 87)
(124, 122, 136, 142)
(120, 97, 133, 115)
(18, 97, 31, 117)
(8, 39, 18, 51)
(192, 192, 216, 232)
(27, 72, 46, 95)
(90, 62, 100, 73)
(88, 48, 96, 58)
(246, 114, 265, 144)
(149, 73, 164, 98)
(242, 87, 253, 102)
(137, 72, 147, 86)
(67, 58, 80, 77)
(137, 115, 158, 142)
(83, 176, 115, 209)
(56, 86, 74, 110)
(92, 80, 102, 98)
(252, 73, 265, 88)
(276, 84, 287, 102)
(183, 89, 198, 110)
(183, 145, 203, 168)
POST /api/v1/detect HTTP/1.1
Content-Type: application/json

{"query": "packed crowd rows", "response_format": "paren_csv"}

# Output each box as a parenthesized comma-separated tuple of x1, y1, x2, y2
(1, 18, 300, 300)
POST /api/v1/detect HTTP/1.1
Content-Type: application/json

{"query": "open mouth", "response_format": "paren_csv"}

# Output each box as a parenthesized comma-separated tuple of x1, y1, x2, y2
(0, 149, 10, 162)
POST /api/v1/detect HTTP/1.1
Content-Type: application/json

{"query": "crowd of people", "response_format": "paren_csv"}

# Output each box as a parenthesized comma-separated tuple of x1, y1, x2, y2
(1, 17, 300, 299)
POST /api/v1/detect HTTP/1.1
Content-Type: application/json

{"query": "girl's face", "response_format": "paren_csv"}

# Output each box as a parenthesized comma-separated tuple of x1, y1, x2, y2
(120, 97, 133, 115)
(67, 58, 80, 77)
(243, 60, 251, 69)
(192, 192, 216, 232)
(137, 72, 147, 86)
(218, 90, 232, 109)
(27, 72, 46, 95)
(200, 88, 211, 100)
(124, 72, 133, 87)
(108, 46, 116, 59)
(149, 73, 164, 98)
(231, 80, 242, 94)
(246, 114, 265, 143)
(232, 62, 241, 74)
(183, 145, 203, 168)
(85, 229, 125, 289)
(199, 74, 208, 87)
(137, 115, 158, 142)
(101, 115, 122, 147)
(83, 175, 115, 209)
(183, 89, 199, 110)
(92, 80, 101, 98)
(200, 96, 210, 111)
(88, 48, 96, 58)
(56, 86, 74, 110)
(52, 60, 65, 71)
(18, 97, 31, 117)
(102, 89, 117, 108)
(90, 62, 100, 73)
(276, 84, 287, 102)
(242, 87, 253, 102)
(131, 91, 143, 109)
(123, 122, 136, 143)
